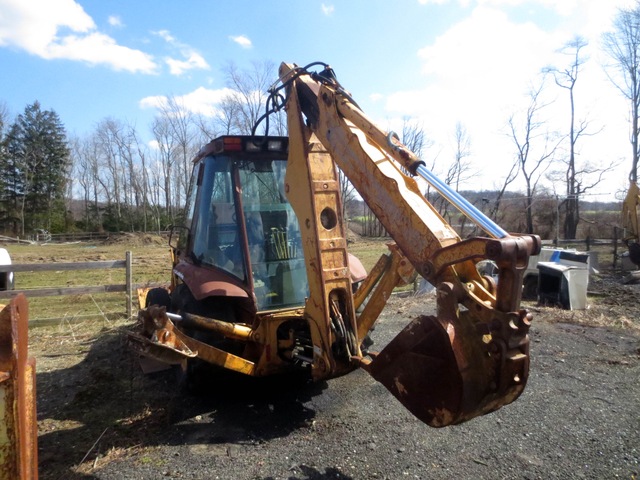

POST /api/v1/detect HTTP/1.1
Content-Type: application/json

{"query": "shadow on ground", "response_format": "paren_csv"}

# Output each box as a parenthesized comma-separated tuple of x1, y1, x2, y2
(36, 327, 326, 479)
(261, 465, 355, 480)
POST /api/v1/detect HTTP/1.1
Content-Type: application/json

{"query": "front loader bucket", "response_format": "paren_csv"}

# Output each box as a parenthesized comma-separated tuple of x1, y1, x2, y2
(363, 313, 529, 427)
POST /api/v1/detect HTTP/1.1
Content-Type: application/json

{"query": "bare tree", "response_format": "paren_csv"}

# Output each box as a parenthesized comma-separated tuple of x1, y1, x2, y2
(547, 37, 602, 239)
(95, 118, 128, 230)
(401, 116, 429, 158)
(78, 134, 105, 230)
(433, 122, 474, 226)
(450, 122, 473, 190)
(223, 60, 281, 135)
(111, 122, 149, 231)
(132, 129, 152, 232)
(603, 3, 640, 183)
(153, 95, 200, 207)
(192, 92, 249, 139)
(507, 78, 561, 233)
(69, 136, 91, 230)
(151, 116, 178, 223)
(486, 162, 520, 225)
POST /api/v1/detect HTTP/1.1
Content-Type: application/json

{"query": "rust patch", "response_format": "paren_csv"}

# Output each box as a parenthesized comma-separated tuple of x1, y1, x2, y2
(0, 295, 38, 479)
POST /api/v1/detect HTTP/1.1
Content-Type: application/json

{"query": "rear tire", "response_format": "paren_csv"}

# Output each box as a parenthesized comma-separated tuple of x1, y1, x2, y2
(170, 283, 239, 394)
(145, 287, 172, 309)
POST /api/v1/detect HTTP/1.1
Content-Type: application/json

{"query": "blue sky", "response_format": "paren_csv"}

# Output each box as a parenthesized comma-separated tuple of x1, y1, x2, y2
(0, 0, 634, 199)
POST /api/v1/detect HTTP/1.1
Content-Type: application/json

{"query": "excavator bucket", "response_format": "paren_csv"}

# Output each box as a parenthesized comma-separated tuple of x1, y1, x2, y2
(363, 311, 529, 427)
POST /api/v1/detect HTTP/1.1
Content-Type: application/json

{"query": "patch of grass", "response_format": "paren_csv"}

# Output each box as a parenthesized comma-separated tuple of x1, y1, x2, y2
(5, 239, 171, 323)
(347, 238, 390, 271)
(4, 235, 407, 323)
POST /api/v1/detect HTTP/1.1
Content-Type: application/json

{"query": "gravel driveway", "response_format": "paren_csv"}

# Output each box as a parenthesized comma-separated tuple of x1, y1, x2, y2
(36, 288, 640, 480)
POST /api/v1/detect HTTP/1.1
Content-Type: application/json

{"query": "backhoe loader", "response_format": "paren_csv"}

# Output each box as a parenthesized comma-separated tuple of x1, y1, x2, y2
(130, 62, 541, 427)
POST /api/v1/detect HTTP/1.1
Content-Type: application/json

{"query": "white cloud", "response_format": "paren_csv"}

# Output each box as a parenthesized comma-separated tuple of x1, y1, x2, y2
(107, 15, 123, 28)
(321, 4, 335, 15)
(417, 0, 633, 17)
(153, 29, 176, 44)
(45, 32, 158, 72)
(229, 35, 252, 49)
(406, 6, 563, 137)
(0, 0, 157, 73)
(383, 2, 632, 196)
(139, 87, 237, 117)
(152, 29, 210, 76)
(139, 95, 171, 110)
(472, 0, 589, 17)
(166, 53, 209, 76)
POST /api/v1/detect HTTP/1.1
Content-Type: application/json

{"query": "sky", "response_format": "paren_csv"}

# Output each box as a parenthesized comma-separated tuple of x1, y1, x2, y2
(0, 0, 635, 201)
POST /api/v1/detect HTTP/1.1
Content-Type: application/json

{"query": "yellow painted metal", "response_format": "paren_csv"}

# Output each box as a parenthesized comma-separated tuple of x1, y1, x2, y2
(622, 181, 640, 242)
(355, 245, 416, 341)
(621, 181, 640, 266)
(0, 383, 13, 476)
(282, 74, 360, 380)
(251, 308, 308, 377)
(279, 62, 540, 426)
(137, 287, 150, 310)
(181, 313, 254, 341)
(174, 328, 256, 376)
(300, 75, 460, 272)
(132, 63, 539, 429)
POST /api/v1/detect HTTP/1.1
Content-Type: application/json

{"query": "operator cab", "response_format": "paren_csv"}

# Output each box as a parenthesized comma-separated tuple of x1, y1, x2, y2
(180, 136, 308, 311)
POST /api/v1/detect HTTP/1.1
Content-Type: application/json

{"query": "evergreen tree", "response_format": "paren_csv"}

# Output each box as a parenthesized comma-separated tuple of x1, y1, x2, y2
(0, 101, 70, 235)
(0, 104, 10, 233)
(0, 123, 24, 234)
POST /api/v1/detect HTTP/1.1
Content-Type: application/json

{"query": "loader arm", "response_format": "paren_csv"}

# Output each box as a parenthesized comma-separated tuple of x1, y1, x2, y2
(279, 62, 540, 426)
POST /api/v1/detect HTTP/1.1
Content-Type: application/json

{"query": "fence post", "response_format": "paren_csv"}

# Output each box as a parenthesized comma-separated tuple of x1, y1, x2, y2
(126, 251, 133, 319)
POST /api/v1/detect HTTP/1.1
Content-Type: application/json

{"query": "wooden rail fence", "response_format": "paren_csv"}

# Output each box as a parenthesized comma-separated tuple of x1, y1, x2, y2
(0, 251, 134, 320)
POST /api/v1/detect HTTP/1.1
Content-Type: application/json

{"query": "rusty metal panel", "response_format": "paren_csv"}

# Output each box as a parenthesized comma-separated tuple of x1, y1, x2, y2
(0, 295, 38, 479)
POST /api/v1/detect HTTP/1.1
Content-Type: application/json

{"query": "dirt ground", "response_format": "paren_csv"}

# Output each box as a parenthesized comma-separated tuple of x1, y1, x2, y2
(27, 268, 640, 479)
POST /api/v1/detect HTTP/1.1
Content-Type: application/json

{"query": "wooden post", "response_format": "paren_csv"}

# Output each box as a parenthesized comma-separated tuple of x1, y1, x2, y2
(126, 251, 133, 319)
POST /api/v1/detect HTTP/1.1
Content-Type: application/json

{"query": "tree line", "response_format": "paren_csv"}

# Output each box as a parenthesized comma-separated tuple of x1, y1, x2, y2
(0, 61, 285, 236)
(1, 4, 640, 240)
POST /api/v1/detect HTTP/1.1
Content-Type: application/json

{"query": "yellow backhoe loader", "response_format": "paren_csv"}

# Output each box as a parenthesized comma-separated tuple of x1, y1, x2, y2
(130, 62, 541, 427)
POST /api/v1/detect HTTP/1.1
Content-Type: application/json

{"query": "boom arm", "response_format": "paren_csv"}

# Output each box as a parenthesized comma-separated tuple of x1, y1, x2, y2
(280, 62, 540, 426)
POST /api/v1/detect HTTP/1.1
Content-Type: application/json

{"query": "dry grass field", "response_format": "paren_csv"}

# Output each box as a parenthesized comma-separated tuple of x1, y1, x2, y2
(0, 234, 638, 478)
(5, 233, 392, 323)
(1, 233, 626, 324)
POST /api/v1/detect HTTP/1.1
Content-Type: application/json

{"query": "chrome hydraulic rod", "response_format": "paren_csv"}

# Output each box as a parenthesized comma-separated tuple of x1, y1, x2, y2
(329, 82, 508, 239)
(415, 163, 508, 239)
